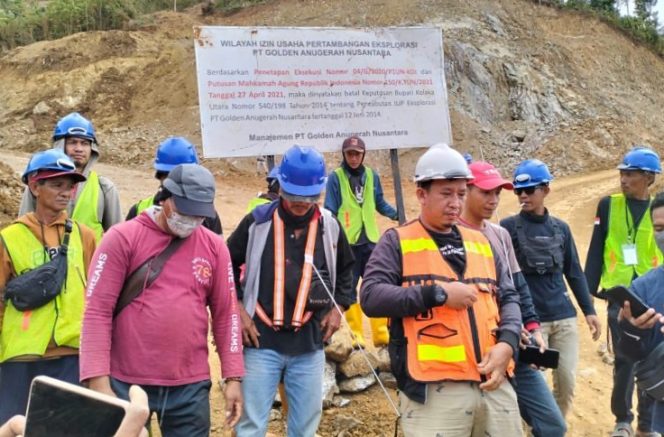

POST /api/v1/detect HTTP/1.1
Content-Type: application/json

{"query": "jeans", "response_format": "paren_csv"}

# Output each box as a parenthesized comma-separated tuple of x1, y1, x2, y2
(0, 355, 80, 423)
(514, 361, 566, 437)
(111, 378, 211, 437)
(236, 348, 325, 437)
(608, 301, 655, 431)
(540, 317, 579, 418)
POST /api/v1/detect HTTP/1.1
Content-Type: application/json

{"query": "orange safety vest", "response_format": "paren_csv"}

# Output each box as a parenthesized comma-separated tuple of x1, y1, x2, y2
(255, 208, 318, 330)
(396, 220, 513, 383)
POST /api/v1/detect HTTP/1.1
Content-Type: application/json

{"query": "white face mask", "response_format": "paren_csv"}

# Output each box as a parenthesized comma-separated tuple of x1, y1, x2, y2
(166, 210, 203, 238)
(655, 230, 664, 255)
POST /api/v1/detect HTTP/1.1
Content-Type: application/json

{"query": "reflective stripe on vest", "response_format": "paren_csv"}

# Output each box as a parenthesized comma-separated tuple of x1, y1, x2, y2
(135, 195, 156, 215)
(335, 167, 380, 244)
(257, 208, 317, 329)
(396, 221, 513, 382)
(600, 194, 663, 290)
(71, 171, 103, 242)
(246, 196, 271, 213)
(0, 222, 86, 362)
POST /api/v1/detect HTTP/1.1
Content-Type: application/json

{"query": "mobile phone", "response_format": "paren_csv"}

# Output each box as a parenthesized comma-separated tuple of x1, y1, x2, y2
(24, 376, 129, 437)
(603, 285, 650, 318)
(518, 346, 560, 369)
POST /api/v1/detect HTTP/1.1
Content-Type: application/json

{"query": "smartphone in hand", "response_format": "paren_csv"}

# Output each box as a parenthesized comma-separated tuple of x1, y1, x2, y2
(24, 376, 129, 437)
(603, 285, 650, 318)
(518, 346, 560, 369)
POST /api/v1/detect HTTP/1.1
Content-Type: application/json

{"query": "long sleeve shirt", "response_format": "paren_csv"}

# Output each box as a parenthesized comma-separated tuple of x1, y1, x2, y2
(80, 208, 243, 385)
(324, 166, 398, 220)
(618, 266, 664, 432)
(501, 210, 596, 322)
(226, 201, 355, 355)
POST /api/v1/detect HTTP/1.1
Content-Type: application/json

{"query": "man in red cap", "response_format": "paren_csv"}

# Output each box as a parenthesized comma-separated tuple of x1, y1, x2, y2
(459, 160, 567, 437)
(325, 136, 398, 349)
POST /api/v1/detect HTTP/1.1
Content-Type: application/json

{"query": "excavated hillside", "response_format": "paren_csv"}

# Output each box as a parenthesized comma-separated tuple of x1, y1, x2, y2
(1, 0, 663, 179)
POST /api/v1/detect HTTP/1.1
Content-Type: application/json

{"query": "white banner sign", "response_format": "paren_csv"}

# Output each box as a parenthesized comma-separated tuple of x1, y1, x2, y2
(194, 26, 450, 158)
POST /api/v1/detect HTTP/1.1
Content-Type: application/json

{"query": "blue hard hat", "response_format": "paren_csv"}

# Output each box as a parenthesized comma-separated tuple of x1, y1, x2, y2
(277, 145, 326, 196)
(512, 159, 553, 189)
(154, 137, 199, 172)
(53, 112, 97, 143)
(617, 147, 661, 174)
(22, 149, 86, 184)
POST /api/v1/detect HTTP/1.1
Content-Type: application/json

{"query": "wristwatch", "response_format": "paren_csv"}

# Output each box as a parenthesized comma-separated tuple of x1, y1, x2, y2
(434, 286, 448, 306)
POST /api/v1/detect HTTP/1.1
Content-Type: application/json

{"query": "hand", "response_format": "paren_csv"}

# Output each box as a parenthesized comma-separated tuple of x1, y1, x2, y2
(238, 302, 260, 347)
(478, 342, 513, 391)
(585, 314, 602, 341)
(320, 307, 342, 342)
(443, 282, 478, 310)
(619, 301, 664, 330)
(531, 329, 547, 353)
(223, 380, 243, 428)
(114, 385, 149, 437)
(519, 327, 531, 349)
(87, 375, 116, 397)
(0, 415, 25, 437)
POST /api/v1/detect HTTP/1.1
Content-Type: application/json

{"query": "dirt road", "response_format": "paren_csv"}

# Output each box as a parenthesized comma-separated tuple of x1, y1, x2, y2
(1, 151, 628, 436)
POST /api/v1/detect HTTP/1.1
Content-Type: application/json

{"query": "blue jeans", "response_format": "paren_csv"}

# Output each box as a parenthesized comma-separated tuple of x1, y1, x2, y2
(0, 355, 79, 423)
(111, 378, 211, 437)
(514, 361, 566, 437)
(236, 348, 325, 437)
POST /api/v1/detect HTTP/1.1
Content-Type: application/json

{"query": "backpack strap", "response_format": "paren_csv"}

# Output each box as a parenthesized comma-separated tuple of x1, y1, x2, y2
(114, 237, 186, 317)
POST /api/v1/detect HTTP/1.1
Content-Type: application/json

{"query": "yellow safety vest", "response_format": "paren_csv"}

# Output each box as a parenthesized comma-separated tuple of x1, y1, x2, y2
(335, 167, 380, 244)
(600, 194, 663, 290)
(72, 171, 103, 242)
(0, 223, 86, 362)
(136, 195, 156, 215)
(246, 196, 271, 213)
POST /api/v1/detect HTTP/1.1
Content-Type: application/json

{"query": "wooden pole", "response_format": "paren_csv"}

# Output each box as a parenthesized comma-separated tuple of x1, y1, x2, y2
(390, 149, 406, 225)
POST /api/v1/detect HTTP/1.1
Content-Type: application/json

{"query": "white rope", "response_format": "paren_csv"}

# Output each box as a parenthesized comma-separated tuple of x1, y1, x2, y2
(311, 264, 401, 418)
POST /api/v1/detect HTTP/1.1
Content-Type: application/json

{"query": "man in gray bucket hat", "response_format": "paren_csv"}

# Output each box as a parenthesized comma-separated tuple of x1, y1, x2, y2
(81, 163, 244, 436)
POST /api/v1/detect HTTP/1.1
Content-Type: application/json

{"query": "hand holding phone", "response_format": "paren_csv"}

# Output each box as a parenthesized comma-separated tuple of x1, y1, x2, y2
(518, 346, 560, 369)
(603, 286, 650, 318)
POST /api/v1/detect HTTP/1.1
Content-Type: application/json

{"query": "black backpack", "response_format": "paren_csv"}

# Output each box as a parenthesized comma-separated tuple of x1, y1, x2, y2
(4, 220, 73, 311)
(635, 341, 664, 401)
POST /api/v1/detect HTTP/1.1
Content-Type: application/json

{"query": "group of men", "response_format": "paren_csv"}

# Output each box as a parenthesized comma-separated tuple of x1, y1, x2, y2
(0, 110, 663, 437)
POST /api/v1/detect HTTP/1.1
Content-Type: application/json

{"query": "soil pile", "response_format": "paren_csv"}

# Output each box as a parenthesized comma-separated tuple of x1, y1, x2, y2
(0, 162, 22, 227)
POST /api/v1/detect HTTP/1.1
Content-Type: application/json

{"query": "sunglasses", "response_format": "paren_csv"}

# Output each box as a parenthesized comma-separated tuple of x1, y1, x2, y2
(514, 186, 541, 196)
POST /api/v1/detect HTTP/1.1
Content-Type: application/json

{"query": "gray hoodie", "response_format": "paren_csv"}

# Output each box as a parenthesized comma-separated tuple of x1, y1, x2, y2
(19, 138, 122, 234)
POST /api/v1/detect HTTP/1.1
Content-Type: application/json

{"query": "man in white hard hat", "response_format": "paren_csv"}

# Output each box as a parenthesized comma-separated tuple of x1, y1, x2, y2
(360, 144, 522, 435)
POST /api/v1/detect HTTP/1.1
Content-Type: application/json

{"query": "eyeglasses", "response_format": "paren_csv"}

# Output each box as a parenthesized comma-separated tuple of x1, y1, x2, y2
(514, 186, 541, 196)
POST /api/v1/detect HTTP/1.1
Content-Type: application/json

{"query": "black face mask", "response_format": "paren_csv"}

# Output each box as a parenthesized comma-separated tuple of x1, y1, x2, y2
(342, 159, 365, 176)
(278, 200, 315, 227)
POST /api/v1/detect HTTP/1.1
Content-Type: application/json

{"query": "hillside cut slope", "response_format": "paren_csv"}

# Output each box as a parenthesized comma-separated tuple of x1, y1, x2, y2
(0, 0, 663, 175)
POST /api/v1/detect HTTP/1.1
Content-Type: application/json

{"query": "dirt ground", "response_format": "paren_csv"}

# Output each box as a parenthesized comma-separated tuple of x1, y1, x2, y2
(0, 149, 638, 437)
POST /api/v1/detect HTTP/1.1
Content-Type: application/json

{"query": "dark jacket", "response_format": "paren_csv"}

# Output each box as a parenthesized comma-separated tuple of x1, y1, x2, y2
(501, 210, 596, 322)
(360, 224, 521, 403)
(618, 266, 664, 432)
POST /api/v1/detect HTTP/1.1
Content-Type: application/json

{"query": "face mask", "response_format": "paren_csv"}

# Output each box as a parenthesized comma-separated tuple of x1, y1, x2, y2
(656, 230, 664, 254)
(166, 210, 203, 238)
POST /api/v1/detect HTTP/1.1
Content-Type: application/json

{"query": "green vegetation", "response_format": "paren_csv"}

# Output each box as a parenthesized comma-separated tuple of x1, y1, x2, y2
(542, 0, 664, 57)
(0, 0, 252, 50)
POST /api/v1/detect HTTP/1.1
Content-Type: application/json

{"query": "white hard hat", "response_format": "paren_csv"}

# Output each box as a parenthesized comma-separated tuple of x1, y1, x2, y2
(414, 143, 474, 182)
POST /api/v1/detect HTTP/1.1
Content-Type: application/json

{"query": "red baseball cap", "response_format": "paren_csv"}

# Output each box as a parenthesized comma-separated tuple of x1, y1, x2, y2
(342, 136, 365, 153)
(468, 161, 513, 190)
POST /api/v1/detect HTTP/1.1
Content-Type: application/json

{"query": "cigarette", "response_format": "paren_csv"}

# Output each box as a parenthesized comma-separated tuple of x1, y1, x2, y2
(519, 203, 526, 208)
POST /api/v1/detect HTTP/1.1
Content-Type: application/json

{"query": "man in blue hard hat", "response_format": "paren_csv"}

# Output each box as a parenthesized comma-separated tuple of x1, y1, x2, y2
(227, 145, 355, 436)
(500, 159, 601, 420)
(0, 149, 97, 422)
(19, 112, 122, 242)
(126, 136, 223, 234)
(585, 146, 662, 437)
